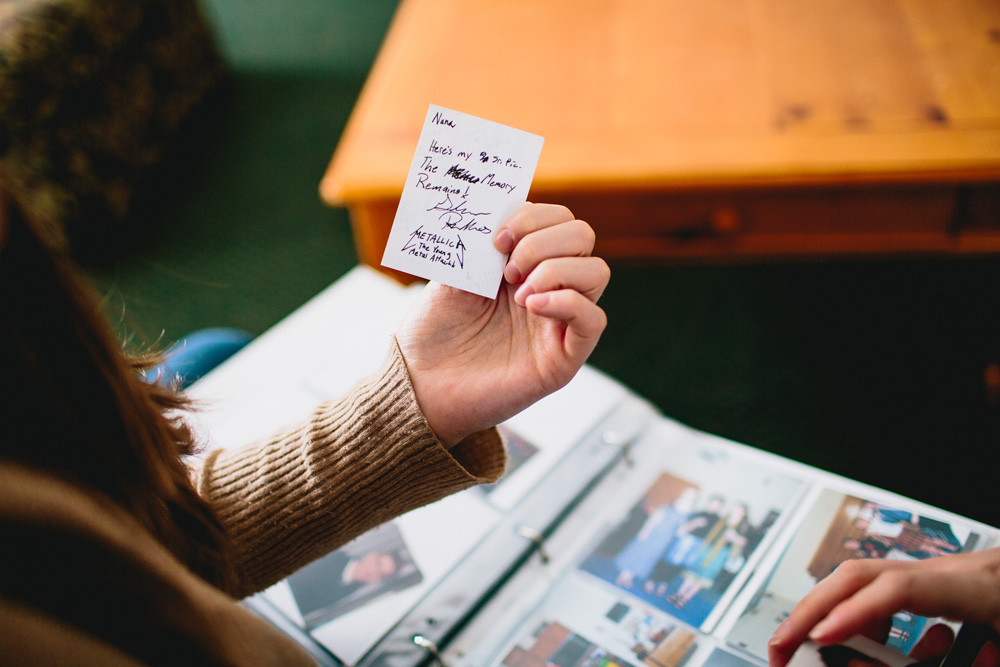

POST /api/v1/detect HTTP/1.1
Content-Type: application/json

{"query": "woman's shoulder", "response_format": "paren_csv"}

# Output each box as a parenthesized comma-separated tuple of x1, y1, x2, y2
(0, 461, 314, 665)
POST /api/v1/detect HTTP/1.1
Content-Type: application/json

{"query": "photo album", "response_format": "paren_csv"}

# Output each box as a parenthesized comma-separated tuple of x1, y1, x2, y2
(190, 265, 997, 667)
(444, 407, 994, 667)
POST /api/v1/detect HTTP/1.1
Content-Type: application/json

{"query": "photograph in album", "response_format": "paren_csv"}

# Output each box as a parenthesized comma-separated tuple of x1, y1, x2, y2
(497, 620, 637, 667)
(287, 523, 423, 629)
(726, 489, 981, 660)
(476, 425, 540, 500)
(487, 574, 700, 667)
(578, 448, 802, 630)
(700, 647, 763, 667)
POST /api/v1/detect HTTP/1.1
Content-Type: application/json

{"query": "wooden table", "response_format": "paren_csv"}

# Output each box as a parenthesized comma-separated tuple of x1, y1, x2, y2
(320, 0, 1000, 281)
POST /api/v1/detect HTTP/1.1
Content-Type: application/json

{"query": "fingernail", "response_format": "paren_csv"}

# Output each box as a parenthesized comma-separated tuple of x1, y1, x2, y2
(770, 620, 789, 645)
(495, 228, 514, 253)
(526, 293, 549, 309)
(809, 620, 833, 642)
(515, 282, 534, 306)
(504, 260, 522, 284)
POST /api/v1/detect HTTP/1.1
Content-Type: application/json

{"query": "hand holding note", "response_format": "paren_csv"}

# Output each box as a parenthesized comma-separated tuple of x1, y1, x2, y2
(396, 203, 610, 447)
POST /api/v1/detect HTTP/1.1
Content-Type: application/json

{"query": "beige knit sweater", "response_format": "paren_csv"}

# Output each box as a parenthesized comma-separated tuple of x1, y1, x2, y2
(0, 342, 506, 665)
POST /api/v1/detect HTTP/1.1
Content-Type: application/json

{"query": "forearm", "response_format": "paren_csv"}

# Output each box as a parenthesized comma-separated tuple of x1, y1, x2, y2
(191, 340, 505, 598)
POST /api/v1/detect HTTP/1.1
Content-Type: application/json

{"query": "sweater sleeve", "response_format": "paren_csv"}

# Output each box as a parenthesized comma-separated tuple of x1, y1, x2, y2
(191, 338, 506, 598)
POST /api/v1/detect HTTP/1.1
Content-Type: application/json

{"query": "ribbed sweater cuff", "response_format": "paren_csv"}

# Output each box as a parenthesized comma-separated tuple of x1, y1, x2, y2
(195, 338, 506, 597)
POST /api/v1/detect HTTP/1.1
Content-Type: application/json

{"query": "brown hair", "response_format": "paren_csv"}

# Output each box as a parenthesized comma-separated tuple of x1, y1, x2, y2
(0, 185, 234, 591)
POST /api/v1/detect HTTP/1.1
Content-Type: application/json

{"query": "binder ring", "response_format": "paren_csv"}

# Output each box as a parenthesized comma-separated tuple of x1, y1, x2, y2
(602, 430, 634, 467)
(516, 525, 550, 564)
(413, 635, 449, 667)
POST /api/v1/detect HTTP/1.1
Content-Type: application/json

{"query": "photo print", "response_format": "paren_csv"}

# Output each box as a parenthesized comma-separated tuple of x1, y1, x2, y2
(603, 601, 698, 667)
(477, 424, 540, 498)
(286, 522, 423, 628)
(579, 458, 800, 630)
(486, 570, 700, 667)
(726, 489, 979, 659)
(498, 620, 637, 667)
(701, 647, 764, 667)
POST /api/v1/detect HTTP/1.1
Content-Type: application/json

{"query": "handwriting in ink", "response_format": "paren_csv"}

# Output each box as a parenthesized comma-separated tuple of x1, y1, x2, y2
(482, 173, 516, 194)
(416, 172, 462, 195)
(479, 152, 522, 169)
(429, 139, 454, 156)
(402, 225, 466, 269)
(427, 194, 492, 234)
(444, 164, 481, 184)
(431, 111, 457, 128)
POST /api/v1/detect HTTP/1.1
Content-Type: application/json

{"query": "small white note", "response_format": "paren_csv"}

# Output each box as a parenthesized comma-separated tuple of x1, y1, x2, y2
(381, 105, 544, 299)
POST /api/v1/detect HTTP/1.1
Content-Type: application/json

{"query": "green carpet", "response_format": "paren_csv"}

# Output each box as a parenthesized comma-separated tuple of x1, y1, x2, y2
(87, 0, 401, 343)
(84, 1, 1000, 528)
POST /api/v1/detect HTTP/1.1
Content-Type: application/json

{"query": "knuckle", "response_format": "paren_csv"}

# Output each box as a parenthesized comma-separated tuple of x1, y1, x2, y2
(878, 568, 914, 593)
(595, 257, 611, 285)
(877, 570, 920, 609)
(530, 258, 557, 286)
(554, 203, 574, 222)
(594, 306, 609, 331)
(516, 237, 540, 268)
(512, 204, 538, 234)
(573, 219, 596, 251)
(833, 558, 875, 585)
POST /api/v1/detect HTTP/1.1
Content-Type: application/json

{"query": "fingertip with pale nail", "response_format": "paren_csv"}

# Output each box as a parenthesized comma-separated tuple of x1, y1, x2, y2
(808, 619, 835, 644)
(525, 292, 549, 311)
(514, 282, 534, 307)
(495, 228, 514, 253)
(769, 619, 790, 645)
(504, 260, 522, 285)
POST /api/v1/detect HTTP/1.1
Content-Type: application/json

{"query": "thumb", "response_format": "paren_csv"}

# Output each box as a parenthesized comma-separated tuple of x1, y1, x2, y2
(525, 289, 607, 366)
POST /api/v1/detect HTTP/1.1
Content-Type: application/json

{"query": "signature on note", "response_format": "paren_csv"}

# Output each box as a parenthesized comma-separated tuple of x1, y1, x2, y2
(427, 194, 493, 234)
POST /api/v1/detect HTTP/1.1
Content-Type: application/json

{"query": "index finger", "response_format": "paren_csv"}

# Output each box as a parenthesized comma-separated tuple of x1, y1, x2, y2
(768, 559, 890, 667)
(494, 203, 575, 253)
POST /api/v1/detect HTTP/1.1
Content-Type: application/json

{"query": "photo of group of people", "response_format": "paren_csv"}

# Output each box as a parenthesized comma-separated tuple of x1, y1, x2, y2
(579, 468, 794, 628)
(725, 489, 980, 660)
(286, 523, 423, 629)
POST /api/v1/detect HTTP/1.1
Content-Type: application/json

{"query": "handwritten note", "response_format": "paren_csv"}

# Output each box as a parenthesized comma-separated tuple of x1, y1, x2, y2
(381, 105, 544, 299)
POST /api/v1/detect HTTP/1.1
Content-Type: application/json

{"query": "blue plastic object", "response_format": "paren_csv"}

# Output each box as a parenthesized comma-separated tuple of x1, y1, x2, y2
(147, 327, 253, 389)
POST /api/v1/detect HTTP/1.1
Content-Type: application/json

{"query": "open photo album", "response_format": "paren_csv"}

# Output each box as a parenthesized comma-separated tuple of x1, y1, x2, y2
(243, 363, 994, 667)
(445, 412, 992, 667)
(188, 267, 998, 667)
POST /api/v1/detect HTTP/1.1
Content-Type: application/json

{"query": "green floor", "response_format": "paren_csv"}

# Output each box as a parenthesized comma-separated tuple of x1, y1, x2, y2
(85, 1, 1000, 528)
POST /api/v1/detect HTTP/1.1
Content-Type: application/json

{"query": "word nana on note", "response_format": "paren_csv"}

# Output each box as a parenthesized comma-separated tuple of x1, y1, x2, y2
(431, 110, 457, 127)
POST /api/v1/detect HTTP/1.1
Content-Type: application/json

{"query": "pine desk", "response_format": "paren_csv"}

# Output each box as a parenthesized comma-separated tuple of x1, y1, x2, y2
(320, 0, 1000, 281)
